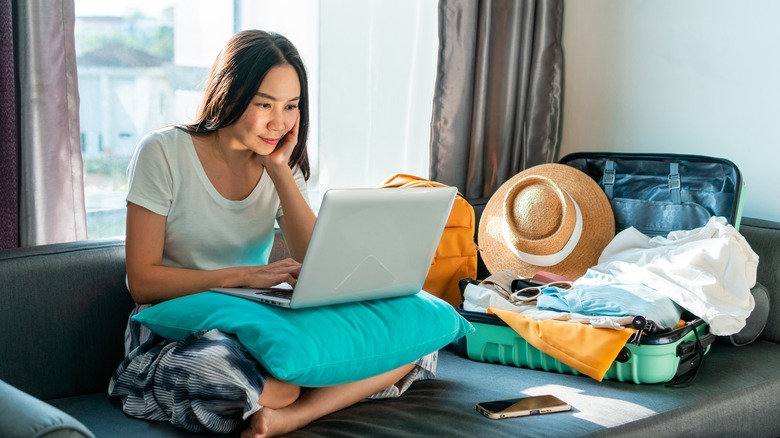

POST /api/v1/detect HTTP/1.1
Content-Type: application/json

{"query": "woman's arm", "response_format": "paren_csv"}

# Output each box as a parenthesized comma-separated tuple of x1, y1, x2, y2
(125, 202, 302, 304)
(261, 114, 316, 261)
(268, 167, 316, 262)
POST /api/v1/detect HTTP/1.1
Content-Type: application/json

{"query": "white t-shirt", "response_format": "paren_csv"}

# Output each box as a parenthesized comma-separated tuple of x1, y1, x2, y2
(126, 126, 308, 271)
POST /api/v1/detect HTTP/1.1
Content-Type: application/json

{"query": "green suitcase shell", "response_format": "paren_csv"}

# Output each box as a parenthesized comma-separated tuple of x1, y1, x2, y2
(455, 307, 715, 384)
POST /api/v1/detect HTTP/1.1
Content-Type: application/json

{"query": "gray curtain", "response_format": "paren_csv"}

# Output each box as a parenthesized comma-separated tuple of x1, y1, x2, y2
(0, 0, 17, 249)
(430, 0, 564, 203)
(17, 0, 87, 245)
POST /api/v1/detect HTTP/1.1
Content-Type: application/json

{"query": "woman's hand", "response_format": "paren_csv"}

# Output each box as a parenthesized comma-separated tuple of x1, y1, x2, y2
(242, 258, 302, 289)
(261, 112, 299, 171)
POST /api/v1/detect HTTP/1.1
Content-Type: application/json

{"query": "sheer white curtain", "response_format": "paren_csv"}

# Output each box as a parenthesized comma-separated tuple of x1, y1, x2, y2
(17, 0, 87, 245)
(315, 0, 438, 204)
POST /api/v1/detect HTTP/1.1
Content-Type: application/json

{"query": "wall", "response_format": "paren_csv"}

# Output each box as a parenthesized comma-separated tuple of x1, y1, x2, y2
(560, 0, 780, 222)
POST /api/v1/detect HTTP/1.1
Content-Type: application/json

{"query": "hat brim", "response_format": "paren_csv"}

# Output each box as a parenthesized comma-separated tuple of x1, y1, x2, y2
(478, 163, 615, 279)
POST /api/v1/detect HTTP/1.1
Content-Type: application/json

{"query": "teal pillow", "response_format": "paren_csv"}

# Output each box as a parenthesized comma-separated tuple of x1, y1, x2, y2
(132, 291, 473, 387)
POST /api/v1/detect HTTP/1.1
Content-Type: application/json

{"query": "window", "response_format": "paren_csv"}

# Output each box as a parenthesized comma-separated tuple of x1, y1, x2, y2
(75, 0, 438, 239)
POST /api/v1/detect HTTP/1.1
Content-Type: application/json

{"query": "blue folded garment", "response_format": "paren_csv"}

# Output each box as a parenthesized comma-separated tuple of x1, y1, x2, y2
(537, 280, 683, 331)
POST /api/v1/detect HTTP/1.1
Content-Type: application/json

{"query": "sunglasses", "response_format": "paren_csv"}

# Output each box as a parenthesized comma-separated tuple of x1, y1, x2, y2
(509, 280, 573, 304)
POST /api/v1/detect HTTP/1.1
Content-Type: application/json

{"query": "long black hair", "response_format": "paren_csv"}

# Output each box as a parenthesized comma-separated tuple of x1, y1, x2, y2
(180, 30, 310, 179)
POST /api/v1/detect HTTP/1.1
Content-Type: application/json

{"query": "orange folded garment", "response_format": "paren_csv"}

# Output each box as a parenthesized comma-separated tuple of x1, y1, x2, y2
(489, 308, 635, 381)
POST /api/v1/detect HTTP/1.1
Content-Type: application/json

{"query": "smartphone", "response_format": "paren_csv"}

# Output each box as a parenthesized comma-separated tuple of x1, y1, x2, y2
(476, 394, 571, 419)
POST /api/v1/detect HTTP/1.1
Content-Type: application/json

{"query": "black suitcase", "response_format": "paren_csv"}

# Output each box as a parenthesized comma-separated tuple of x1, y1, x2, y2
(457, 152, 744, 384)
(559, 152, 744, 235)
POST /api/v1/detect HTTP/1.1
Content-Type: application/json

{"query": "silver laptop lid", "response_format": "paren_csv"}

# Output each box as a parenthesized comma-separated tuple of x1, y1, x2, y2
(289, 186, 457, 308)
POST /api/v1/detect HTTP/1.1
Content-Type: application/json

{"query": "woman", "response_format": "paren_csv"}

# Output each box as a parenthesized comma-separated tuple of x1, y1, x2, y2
(109, 30, 436, 437)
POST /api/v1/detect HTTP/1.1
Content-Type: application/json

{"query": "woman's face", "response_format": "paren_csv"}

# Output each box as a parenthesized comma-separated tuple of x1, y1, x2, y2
(227, 64, 301, 155)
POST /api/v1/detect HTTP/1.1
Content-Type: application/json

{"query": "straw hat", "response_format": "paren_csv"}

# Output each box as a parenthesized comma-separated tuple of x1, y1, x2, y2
(478, 163, 615, 280)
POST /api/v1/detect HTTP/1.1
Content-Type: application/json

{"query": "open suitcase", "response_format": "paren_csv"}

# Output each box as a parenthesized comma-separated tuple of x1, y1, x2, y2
(455, 152, 745, 384)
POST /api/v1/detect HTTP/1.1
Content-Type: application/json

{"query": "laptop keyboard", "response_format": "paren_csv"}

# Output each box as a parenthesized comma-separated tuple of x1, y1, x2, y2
(255, 288, 293, 299)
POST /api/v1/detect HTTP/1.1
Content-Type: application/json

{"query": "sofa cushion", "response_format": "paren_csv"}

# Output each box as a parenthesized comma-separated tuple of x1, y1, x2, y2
(50, 342, 780, 438)
(719, 283, 771, 346)
(739, 218, 780, 343)
(0, 379, 94, 438)
(132, 291, 473, 387)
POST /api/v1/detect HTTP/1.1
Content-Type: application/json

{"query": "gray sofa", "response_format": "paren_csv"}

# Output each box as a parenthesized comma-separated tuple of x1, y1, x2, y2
(2, 217, 779, 437)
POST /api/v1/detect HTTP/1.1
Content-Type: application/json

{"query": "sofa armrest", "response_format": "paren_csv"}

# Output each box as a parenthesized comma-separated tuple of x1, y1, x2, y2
(0, 238, 132, 400)
(740, 217, 780, 343)
(0, 380, 94, 438)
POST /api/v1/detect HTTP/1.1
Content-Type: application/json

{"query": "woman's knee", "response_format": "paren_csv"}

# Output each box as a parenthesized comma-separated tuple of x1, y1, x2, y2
(260, 377, 301, 409)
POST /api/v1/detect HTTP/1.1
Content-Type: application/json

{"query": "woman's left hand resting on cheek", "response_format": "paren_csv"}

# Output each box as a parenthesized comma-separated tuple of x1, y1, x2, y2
(260, 112, 299, 172)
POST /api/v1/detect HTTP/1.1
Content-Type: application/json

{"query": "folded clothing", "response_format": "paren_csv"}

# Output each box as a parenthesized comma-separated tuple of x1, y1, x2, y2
(538, 271, 684, 331)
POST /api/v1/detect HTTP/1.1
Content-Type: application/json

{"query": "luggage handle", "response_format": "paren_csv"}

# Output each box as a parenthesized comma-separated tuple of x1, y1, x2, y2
(666, 326, 715, 388)
(602, 160, 683, 205)
(677, 331, 715, 358)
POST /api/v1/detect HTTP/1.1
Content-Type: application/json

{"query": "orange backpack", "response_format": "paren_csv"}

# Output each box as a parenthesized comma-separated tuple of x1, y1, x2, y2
(380, 174, 478, 307)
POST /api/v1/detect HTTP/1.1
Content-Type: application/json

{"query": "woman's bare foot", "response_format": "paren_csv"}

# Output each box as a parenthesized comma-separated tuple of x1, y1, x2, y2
(240, 364, 416, 437)
(242, 407, 302, 438)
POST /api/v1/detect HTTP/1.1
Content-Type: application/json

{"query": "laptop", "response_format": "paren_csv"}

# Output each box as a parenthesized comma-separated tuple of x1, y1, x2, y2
(211, 186, 457, 308)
